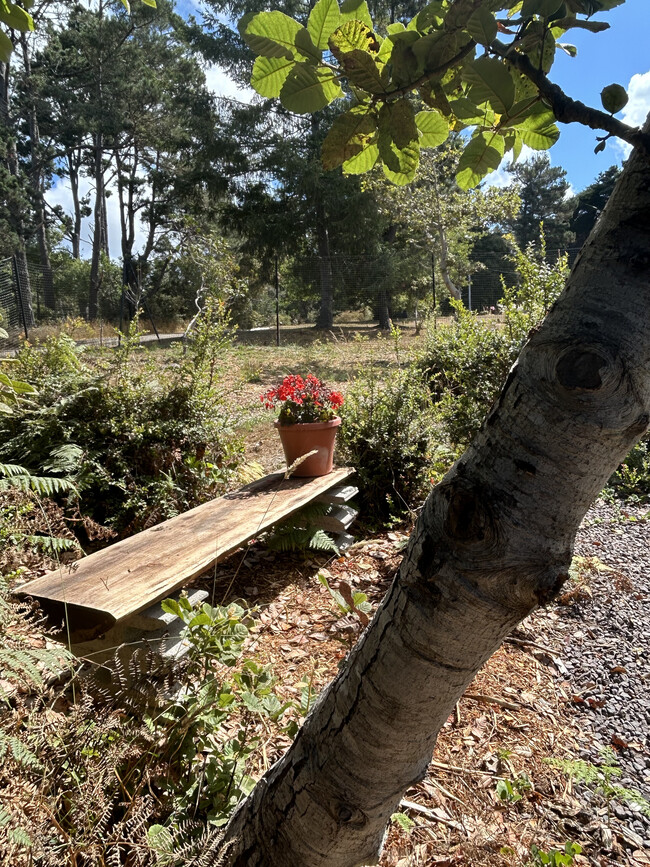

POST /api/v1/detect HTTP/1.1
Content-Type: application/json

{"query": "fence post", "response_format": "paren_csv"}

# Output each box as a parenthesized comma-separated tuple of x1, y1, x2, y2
(275, 256, 280, 348)
(431, 252, 436, 329)
(12, 255, 29, 340)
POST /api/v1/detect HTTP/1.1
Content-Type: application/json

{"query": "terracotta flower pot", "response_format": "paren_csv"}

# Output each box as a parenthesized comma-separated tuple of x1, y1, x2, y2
(274, 417, 342, 477)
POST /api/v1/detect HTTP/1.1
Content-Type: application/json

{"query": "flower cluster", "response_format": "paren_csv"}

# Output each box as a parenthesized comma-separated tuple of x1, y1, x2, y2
(261, 374, 344, 425)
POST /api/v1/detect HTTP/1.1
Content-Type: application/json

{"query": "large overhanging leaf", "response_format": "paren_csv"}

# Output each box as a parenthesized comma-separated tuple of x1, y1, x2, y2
(322, 108, 377, 170)
(456, 131, 505, 189)
(463, 56, 516, 115)
(378, 99, 420, 185)
(339, 0, 373, 29)
(415, 110, 449, 147)
(251, 56, 296, 98)
(280, 64, 343, 113)
(240, 11, 320, 62)
(521, 0, 564, 17)
(466, 6, 497, 45)
(308, 0, 342, 51)
(343, 142, 379, 174)
(0, 0, 34, 31)
(515, 102, 560, 149)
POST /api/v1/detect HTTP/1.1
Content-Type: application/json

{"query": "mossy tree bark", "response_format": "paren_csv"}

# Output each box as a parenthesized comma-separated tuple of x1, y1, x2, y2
(203, 122, 650, 867)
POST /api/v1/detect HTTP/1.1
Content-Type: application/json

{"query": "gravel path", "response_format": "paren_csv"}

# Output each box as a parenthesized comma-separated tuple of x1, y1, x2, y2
(533, 499, 650, 853)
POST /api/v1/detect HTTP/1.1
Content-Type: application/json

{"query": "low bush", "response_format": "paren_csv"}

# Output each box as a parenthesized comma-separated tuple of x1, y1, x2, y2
(337, 333, 436, 523)
(0, 302, 244, 537)
(418, 235, 569, 449)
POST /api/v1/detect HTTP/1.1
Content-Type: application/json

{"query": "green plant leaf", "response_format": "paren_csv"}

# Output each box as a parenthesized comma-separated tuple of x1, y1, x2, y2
(415, 110, 449, 148)
(0, 29, 13, 62)
(521, 0, 564, 16)
(329, 21, 387, 93)
(517, 103, 560, 149)
(308, 0, 341, 50)
(600, 83, 628, 114)
(339, 0, 373, 29)
(329, 18, 380, 55)
(251, 55, 296, 97)
(322, 108, 377, 169)
(0, 0, 34, 31)
(240, 11, 317, 62)
(456, 131, 505, 189)
(466, 6, 497, 45)
(280, 64, 342, 113)
(463, 56, 516, 114)
(343, 142, 379, 173)
(378, 100, 419, 185)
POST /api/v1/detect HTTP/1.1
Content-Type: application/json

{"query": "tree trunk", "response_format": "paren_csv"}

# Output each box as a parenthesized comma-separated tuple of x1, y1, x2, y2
(315, 201, 334, 329)
(89, 132, 105, 319)
(20, 35, 55, 310)
(0, 60, 35, 328)
(68, 149, 82, 260)
(438, 223, 460, 301)
(205, 124, 650, 867)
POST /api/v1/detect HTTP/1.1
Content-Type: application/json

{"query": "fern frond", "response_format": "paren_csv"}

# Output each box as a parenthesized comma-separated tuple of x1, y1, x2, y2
(0, 646, 75, 702)
(43, 444, 83, 474)
(22, 534, 80, 553)
(266, 526, 339, 555)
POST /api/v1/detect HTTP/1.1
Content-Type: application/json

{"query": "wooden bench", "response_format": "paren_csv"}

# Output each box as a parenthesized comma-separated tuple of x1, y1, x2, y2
(17, 467, 355, 643)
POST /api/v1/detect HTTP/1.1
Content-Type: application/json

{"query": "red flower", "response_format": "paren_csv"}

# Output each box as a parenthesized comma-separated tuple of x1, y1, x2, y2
(260, 374, 344, 425)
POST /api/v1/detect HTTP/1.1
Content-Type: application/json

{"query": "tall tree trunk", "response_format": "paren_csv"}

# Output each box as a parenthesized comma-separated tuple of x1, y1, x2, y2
(68, 149, 82, 260)
(20, 35, 55, 310)
(0, 60, 35, 327)
(206, 123, 650, 867)
(315, 198, 333, 329)
(89, 132, 105, 319)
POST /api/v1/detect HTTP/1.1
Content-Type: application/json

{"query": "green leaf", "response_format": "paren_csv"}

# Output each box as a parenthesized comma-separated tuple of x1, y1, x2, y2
(329, 19, 380, 55)
(339, 0, 373, 29)
(600, 83, 628, 114)
(322, 108, 377, 170)
(240, 12, 317, 62)
(466, 7, 497, 45)
(415, 110, 449, 147)
(343, 142, 379, 173)
(0, 1, 34, 32)
(557, 42, 577, 57)
(516, 103, 560, 148)
(251, 55, 296, 97)
(308, 0, 341, 50)
(463, 56, 516, 115)
(0, 30, 14, 63)
(329, 21, 387, 93)
(280, 64, 342, 113)
(456, 131, 505, 189)
(140, 0, 157, 7)
(521, 0, 564, 16)
(378, 99, 420, 185)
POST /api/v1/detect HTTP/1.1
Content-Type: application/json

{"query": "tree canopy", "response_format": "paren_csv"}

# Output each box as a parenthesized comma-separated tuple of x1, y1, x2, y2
(238, 0, 646, 188)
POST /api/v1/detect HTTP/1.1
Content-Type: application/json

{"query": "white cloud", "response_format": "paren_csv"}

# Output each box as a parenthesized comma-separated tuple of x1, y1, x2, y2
(203, 63, 255, 104)
(611, 70, 650, 159)
(484, 144, 535, 188)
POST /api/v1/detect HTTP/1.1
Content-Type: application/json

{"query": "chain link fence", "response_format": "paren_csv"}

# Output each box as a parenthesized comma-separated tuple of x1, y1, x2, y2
(1, 244, 582, 352)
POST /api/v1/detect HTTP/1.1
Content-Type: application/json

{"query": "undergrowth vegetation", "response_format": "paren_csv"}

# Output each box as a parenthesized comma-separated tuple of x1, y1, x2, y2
(0, 302, 245, 538)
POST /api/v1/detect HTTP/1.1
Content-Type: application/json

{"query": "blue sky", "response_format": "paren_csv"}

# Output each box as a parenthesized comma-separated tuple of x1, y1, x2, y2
(549, 0, 650, 190)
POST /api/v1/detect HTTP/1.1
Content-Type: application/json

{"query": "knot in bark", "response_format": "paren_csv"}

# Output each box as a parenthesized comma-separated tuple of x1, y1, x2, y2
(443, 484, 495, 547)
(556, 348, 608, 391)
(328, 799, 367, 828)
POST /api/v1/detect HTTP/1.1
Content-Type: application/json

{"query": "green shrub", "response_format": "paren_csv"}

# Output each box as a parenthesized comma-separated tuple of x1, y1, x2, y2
(419, 299, 513, 447)
(605, 437, 650, 503)
(337, 337, 436, 523)
(418, 235, 569, 449)
(0, 304, 244, 536)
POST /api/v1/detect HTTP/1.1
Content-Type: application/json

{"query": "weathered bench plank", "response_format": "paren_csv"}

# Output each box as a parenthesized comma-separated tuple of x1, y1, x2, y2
(17, 468, 353, 637)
